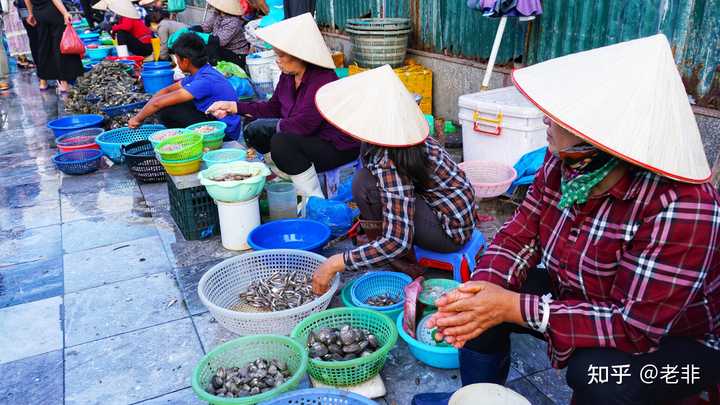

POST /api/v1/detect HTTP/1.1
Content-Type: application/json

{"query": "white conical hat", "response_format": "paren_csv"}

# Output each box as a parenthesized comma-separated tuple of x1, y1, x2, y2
(106, 0, 140, 18)
(138, 0, 154, 5)
(316, 65, 429, 146)
(256, 13, 335, 69)
(91, 0, 108, 10)
(449, 383, 530, 405)
(512, 34, 710, 184)
(207, 0, 245, 16)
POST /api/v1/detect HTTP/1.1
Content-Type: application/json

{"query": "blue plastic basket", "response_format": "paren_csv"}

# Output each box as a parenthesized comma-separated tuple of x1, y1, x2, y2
(247, 219, 331, 252)
(396, 311, 459, 369)
(47, 114, 104, 137)
(101, 101, 148, 117)
(96, 125, 166, 163)
(260, 388, 377, 404)
(52, 149, 103, 175)
(350, 271, 412, 312)
(202, 148, 246, 167)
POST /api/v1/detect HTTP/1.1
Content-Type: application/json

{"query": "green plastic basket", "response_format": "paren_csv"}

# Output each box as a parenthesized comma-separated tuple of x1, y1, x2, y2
(187, 121, 227, 151)
(155, 132, 203, 161)
(418, 278, 461, 307)
(290, 307, 397, 386)
(191, 335, 308, 405)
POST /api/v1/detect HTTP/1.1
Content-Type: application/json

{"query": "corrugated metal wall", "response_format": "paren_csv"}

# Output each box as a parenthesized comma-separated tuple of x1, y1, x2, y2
(315, 0, 720, 109)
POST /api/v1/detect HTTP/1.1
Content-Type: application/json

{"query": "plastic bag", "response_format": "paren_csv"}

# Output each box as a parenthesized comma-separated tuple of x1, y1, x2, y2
(60, 24, 85, 56)
(167, 28, 209, 50)
(216, 61, 248, 78)
(306, 197, 356, 237)
(227, 76, 255, 99)
(167, 0, 185, 13)
(507, 146, 547, 194)
(402, 277, 425, 339)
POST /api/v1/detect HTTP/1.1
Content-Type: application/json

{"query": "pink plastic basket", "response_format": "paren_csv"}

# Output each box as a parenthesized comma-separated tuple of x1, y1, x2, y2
(459, 161, 517, 198)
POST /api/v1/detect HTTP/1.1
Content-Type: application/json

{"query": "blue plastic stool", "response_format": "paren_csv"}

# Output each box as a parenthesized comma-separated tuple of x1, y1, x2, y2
(318, 159, 362, 199)
(414, 229, 486, 282)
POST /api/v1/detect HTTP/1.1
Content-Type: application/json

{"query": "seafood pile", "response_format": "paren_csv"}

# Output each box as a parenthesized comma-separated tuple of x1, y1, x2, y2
(193, 125, 219, 134)
(66, 61, 150, 115)
(419, 285, 450, 304)
(209, 173, 252, 182)
(160, 143, 183, 152)
(365, 293, 399, 307)
(307, 324, 380, 361)
(206, 358, 290, 398)
(238, 272, 316, 312)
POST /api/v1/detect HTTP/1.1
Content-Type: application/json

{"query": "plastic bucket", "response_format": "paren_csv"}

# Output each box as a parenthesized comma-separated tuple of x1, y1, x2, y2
(266, 182, 296, 220)
(246, 50, 281, 87)
(142, 69, 174, 94)
(216, 196, 260, 250)
(116, 45, 129, 57)
(143, 61, 172, 71)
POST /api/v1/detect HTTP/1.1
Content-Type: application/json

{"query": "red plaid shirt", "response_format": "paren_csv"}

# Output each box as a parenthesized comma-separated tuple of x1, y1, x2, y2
(345, 138, 476, 270)
(473, 153, 720, 368)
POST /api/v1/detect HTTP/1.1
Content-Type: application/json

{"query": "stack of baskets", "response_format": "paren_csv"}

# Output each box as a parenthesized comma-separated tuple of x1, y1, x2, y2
(149, 128, 187, 149)
(346, 18, 411, 68)
(122, 140, 166, 183)
(55, 128, 103, 153)
(349, 272, 412, 321)
(96, 125, 166, 163)
(187, 121, 227, 151)
(154, 131, 203, 176)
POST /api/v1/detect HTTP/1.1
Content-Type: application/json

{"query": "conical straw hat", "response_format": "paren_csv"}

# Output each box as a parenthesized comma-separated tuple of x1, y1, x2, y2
(316, 64, 429, 147)
(512, 34, 710, 184)
(91, 0, 108, 10)
(138, 0, 154, 5)
(256, 13, 335, 69)
(106, 0, 140, 18)
(207, 0, 245, 16)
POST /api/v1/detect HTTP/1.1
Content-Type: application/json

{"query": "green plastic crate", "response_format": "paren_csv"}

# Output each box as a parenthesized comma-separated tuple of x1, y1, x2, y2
(167, 176, 219, 240)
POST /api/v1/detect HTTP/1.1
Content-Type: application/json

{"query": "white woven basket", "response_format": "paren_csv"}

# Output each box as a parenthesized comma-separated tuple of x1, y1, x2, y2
(198, 249, 339, 336)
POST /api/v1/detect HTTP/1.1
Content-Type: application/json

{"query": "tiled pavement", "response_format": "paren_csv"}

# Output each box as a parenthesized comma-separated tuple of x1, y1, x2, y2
(0, 72, 571, 404)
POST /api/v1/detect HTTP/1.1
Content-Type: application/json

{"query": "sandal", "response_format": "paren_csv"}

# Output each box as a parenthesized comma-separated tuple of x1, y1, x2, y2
(0, 82, 10, 91)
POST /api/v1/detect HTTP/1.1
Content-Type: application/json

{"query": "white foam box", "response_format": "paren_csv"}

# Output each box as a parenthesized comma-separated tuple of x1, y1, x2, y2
(458, 86, 547, 167)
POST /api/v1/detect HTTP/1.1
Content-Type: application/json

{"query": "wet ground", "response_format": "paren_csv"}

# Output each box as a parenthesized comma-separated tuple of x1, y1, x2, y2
(0, 71, 570, 404)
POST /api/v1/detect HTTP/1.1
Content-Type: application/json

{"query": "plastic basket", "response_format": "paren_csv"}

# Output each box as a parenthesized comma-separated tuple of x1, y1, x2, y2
(149, 128, 187, 149)
(167, 179, 219, 240)
(396, 311, 458, 369)
(187, 121, 227, 146)
(159, 155, 202, 176)
(156, 132, 203, 161)
(47, 114, 105, 138)
(349, 63, 432, 114)
(262, 388, 378, 405)
(121, 140, 166, 183)
(418, 278, 461, 307)
(203, 148, 247, 167)
(350, 272, 412, 312)
(52, 149, 104, 175)
(291, 307, 398, 386)
(458, 161, 517, 198)
(86, 45, 112, 61)
(198, 161, 270, 202)
(191, 335, 308, 405)
(96, 125, 166, 163)
(198, 249, 338, 336)
(101, 101, 148, 118)
(56, 128, 103, 153)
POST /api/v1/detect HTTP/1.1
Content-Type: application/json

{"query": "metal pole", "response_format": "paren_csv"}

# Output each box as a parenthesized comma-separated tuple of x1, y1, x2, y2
(481, 15, 507, 91)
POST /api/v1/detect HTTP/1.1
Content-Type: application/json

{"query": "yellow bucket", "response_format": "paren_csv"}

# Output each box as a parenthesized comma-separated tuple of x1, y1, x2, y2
(151, 38, 161, 62)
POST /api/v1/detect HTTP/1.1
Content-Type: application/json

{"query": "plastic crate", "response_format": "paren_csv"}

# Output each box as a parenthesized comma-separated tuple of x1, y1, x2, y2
(349, 62, 432, 114)
(168, 177, 220, 240)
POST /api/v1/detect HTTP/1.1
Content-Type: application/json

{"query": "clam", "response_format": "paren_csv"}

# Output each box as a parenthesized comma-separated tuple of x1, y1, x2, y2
(307, 325, 380, 362)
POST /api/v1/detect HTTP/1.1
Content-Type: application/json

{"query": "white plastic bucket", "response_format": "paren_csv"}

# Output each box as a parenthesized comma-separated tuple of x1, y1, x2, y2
(216, 196, 260, 251)
(116, 45, 129, 57)
(458, 86, 547, 167)
(246, 50, 281, 88)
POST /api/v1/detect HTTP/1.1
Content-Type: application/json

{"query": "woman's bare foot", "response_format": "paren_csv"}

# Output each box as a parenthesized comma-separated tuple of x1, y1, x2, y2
(58, 81, 70, 93)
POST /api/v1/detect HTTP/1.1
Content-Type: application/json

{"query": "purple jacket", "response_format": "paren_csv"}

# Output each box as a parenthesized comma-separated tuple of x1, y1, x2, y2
(236, 65, 359, 151)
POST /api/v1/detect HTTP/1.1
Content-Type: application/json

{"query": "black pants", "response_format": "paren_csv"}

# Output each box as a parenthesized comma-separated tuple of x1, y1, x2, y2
(20, 15, 40, 65)
(243, 118, 359, 175)
(34, 5, 83, 81)
(352, 167, 463, 253)
(158, 101, 208, 128)
(116, 31, 153, 57)
(464, 268, 720, 404)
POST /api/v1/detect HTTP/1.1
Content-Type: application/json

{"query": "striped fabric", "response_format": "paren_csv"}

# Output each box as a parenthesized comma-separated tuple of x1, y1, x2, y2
(473, 152, 720, 368)
(345, 137, 476, 270)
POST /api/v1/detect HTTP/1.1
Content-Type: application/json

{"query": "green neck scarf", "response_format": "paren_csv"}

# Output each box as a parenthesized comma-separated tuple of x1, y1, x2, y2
(558, 157, 619, 209)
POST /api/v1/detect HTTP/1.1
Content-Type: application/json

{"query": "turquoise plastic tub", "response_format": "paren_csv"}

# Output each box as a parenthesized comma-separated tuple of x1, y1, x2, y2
(202, 148, 247, 167)
(85, 45, 113, 61)
(198, 161, 270, 202)
(396, 310, 459, 369)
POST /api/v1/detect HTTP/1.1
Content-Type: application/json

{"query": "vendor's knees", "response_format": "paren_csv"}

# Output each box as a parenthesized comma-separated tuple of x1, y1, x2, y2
(566, 349, 649, 405)
(351, 168, 376, 200)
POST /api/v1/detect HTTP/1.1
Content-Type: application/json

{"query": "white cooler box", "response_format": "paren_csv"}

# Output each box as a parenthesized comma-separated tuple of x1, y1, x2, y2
(458, 86, 547, 167)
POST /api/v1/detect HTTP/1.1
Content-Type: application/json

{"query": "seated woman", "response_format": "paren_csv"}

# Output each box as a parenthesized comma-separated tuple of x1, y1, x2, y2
(207, 13, 359, 203)
(427, 35, 720, 404)
(109, 0, 153, 57)
(128, 32, 240, 140)
(198, 0, 249, 68)
(148, 8, 186, 61)
(310, 65, 476, 286)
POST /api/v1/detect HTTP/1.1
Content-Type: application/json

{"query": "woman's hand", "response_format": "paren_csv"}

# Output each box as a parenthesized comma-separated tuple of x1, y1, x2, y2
(427, 281, 522, 348)
(26, 14, 37, 26)
(206, 101, 237, 119)
(312, 253, 344, 295)
(63, 13, 72, 25)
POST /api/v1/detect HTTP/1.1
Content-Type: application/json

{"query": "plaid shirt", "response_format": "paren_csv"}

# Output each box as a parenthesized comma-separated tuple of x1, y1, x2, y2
(472, 153, 720, 368)
(344, 138, 476, 270)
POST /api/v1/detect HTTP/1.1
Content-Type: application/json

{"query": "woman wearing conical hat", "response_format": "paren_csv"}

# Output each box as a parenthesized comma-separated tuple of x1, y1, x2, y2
(195, 0, 249, 68)
(419, 35, 720, 404)
(309, 64, 476, 284)
(207, 13, 360, 205)
(107, 0, 153, 57)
